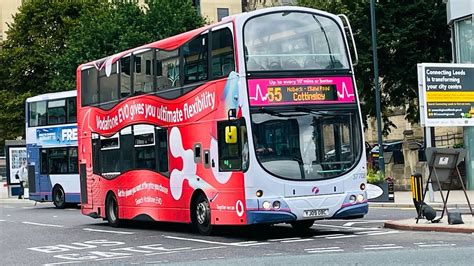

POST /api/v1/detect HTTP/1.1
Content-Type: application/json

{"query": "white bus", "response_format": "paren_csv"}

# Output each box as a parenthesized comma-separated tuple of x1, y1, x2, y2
(26, 90, 79, 208)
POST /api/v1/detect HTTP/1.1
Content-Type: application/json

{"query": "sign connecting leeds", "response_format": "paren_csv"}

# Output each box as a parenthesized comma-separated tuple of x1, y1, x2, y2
(417, 63, 474, 127)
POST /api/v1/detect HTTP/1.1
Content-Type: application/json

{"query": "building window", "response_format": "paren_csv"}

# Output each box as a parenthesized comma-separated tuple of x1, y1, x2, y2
(454, 16, 474, 63)
(217, 8, 229, 22)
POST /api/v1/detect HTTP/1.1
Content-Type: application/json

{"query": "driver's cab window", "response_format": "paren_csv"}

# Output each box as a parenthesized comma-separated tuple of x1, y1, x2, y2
(217, 119, 247, 171)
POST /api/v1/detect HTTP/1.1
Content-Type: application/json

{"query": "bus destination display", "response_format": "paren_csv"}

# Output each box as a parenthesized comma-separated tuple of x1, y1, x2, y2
(248, 77, 355, 106)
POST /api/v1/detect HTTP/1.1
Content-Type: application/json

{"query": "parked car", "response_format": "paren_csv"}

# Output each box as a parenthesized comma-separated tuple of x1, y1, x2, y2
(370, 140, 425, 168)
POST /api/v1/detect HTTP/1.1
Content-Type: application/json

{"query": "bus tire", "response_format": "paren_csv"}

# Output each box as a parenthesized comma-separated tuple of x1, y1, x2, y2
(53, 185, 66, 209)
(192, 193, 213, 235)
(291, 219, 315, 232)
(105, 193, 121, 227)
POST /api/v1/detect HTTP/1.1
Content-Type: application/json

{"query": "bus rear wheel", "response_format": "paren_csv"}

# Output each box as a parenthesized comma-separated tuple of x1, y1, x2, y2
(192, 193, 213, 235)
(53, 186, 66, 209)
(291, 219, 315, 232)
(105, 193, 121, 227)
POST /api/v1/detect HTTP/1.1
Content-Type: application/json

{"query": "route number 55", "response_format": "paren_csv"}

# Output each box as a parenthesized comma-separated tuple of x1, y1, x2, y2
(267, 87, 282, 102)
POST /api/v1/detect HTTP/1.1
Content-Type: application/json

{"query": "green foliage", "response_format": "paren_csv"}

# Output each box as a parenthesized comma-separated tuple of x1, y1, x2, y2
(297, 0, 451, 134)
(453, 142, 464, 149)
(0, 0, 205, 150)
(366, 166, 385, 184)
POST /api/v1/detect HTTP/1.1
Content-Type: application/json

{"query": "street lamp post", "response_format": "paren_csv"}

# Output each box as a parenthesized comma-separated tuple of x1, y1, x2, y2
(370, 0, 384, 175)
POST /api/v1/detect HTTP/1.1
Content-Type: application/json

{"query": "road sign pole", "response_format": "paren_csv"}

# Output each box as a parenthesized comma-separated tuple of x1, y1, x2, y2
(464, 127, 474, 190)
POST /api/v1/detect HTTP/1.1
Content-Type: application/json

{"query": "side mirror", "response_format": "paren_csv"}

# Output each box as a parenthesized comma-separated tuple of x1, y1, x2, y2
(228, 109, 237, 120)
(225, 126, 237, 144)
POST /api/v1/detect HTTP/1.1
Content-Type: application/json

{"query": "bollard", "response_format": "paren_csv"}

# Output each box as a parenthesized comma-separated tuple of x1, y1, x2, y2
(411, 173, 423, 218)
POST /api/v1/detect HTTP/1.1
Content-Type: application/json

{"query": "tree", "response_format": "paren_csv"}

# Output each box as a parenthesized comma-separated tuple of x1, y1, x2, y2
(143, 0, 206, 41)
(0, 0, 205, 150)
(297, 0, 451, 134)
(0, 0, 90, 147)
(54, 0, 149, 91)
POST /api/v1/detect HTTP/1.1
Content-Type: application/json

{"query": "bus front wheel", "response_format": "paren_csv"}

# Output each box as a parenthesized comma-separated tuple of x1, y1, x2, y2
(105, 193, 121, 227)
(53, 185, 66, 209)
(192, 193, 213, 235)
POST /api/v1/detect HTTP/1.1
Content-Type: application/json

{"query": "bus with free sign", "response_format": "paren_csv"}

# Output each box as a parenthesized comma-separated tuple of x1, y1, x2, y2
(26, 90, 79, 208)
(77, 6, 368, 235)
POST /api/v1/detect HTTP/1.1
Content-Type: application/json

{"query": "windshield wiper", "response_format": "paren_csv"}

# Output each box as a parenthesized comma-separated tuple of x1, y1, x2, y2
(312, 15, 336, 68)
(294, 107, 329, 116)
(257, 108, 305, 117)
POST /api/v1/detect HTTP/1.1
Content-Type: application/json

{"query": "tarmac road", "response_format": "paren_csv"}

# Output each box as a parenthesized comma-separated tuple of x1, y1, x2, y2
(1, 200, 473, 265)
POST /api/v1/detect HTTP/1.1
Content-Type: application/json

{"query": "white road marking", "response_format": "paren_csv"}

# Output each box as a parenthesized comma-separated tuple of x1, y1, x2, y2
(305, 247, 342, 251)
(325, 234, 359, 239)
(363, 244, 397, 247)
(312, 223, 380, 231)
(191, 246, 226, 251)
(313, 234, 345, 238)
(53, 216, 58, 218)
(163, 235, 267, 247)
(22, 221, 64, 228)
(94, 256, 132, 261)
(343, 220, 388, 227)
(418, 244, 456, 247)
(144, 251, 180, 256)
(0, 219, 5, 222)
(269, 237, 300, 242)
(44, 261, 78, 265)
(355, 231, 382, 235)
(363, 244, 403, 250)
(281, 238, 314, 243)
(365, 230, 400, 236)
(83, 228, 134, 235)
(264, 253, 283, 256)
(305, 247, 344, 253)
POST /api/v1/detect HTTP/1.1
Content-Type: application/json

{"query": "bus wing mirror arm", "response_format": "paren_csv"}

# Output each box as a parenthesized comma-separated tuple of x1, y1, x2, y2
(227, 109, 237, 120)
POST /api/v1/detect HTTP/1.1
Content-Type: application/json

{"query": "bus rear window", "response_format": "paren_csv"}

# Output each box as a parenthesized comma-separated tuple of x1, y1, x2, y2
(81, 68, 99, 106)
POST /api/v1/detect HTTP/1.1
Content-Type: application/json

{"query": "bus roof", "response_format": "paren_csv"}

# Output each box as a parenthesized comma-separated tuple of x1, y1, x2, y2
(78, 6, 338, 72)
(26, 90, 77, 103)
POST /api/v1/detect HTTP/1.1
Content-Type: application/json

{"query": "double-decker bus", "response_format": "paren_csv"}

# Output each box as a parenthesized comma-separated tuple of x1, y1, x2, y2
(77, 6, 367, 235)
(26, 90, 79, 208)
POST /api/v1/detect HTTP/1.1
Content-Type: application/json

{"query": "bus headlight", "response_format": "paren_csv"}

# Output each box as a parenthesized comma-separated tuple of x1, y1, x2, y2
(349, 195, 357, 203)
(273, 201, 281, 210)
(262, 201, 271, 210)
(357, 194, 365, 202)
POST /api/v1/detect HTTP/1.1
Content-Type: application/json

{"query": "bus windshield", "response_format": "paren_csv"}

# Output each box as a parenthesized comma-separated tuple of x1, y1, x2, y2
(244, 11, 349, 71)
(251, 107, 361, 180)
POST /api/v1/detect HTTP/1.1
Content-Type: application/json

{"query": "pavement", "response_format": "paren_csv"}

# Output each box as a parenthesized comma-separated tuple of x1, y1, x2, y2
(370, 190, 474, 233)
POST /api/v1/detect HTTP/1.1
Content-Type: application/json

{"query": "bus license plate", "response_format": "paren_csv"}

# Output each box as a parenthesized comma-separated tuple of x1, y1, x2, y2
(303, 208, 329, 218)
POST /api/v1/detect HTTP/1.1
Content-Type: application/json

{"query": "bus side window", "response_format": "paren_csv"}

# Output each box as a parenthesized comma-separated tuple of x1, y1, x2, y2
(120, 127, 133, 172)
(67, 97, 77, 123)
(47, 99, 67, 125)
(217, 119, 246, 171)
(133, 49, 155, 94)
(120, 55, 132, 98)
(156, 127, 169, 176)
(40, 149, 48, 174)
(182, 33, 208, 86)
(92, 134, 100, 175)
(156, 49, 180, 91)
(134, 125, 156, 170)
(211, 27, 235, 78)
(81, 68, 99, 107)
(99, 62, 119, 105)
